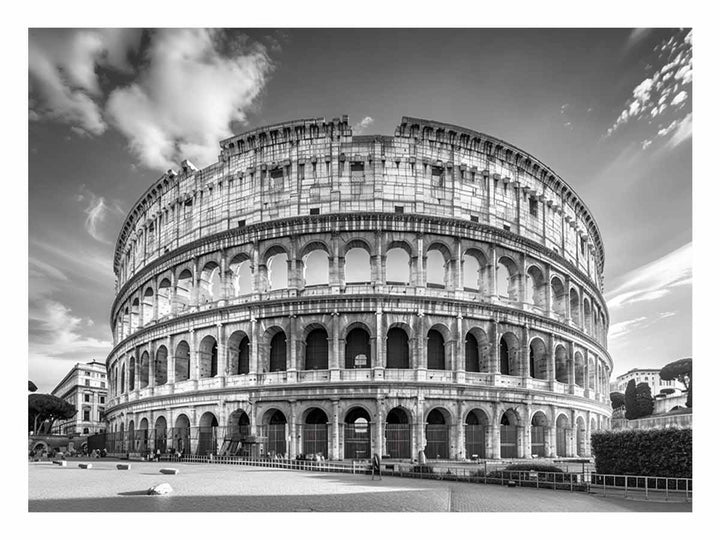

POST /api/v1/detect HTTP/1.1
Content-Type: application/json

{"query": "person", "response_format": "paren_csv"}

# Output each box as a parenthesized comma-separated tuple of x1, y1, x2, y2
(155, 448, 161, 461)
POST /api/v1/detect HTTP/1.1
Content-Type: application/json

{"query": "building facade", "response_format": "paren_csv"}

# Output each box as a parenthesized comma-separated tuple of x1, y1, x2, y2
(104, 116, 612, 461)
(611, 368, 685, 398)
(51, 360, 108, 436)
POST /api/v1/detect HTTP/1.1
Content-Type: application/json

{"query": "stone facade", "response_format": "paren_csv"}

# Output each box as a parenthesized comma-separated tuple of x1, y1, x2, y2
(105, 115, 612, 461)
(51, 360, 108, 436)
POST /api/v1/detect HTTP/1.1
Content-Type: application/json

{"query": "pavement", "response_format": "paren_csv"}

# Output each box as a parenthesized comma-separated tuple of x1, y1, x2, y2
(28, 460, 691, 512)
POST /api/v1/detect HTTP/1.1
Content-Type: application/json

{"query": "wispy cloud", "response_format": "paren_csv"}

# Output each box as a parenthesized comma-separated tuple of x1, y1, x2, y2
(106, 29, 273, 170)
(608, 316, 648, 339)
(606, 242, 692, 310)
(76, 187, 125, 244)
(352, 116, 375, 135)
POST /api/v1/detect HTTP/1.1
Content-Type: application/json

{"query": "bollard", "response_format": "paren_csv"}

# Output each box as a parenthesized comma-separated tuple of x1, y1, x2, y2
(160, 468, 179, 475)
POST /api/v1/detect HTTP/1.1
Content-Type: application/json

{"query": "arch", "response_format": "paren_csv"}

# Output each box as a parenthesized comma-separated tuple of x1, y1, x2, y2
(425, 407, 451, 459)
(173, 414, 191, 455)
(139, 351, 150, 388)
(138, 417, 149, 453)
(157, 278, 172, 318)
(263, 408, 287, 457)
(197, 412, 219, 455)
(154, 346, 168, 386)
(198, 335, 218, 378)
(497, 256, 520, 301)
(128, 356, 136, 391)
(344, 407, 371, 459)
(385, 407, 411, 459)
(555, 344, 569, 383)
(130, 298, 140, 333)
(344, 246, 371, 284)
(550, 276, 565, 316)
(302, 407, 329, 458)
(427, 329, 446, 370)
(500, 409, 520, 458)
(531, 411, 549, 457)
(574, 351, 585, 387)
(386, 327, 410, 369)
(227, 331, 250, 375)
(526, 265, 546, 308)
(304, 328, 329, 370)
(386, 247, 411, 285)
(269, 330, 287, 372)
(499, 332, 521, 376)
(529, 337, 548, 380)
(174, 340, 190, 382)
(267, 251, 288, 290)
(303, 249, 329, 286)
(197, 261, 222, 304)
(175, 269, 193, 311)
(228, 254, 253, 296)
(426, 248, 447, 288)
(583, 298, 592, 330)
(462, 248, 488, 292)
(345, 327, 370, 369)
(570, 288, 580, 325)
(154, 416, 167, 453)
(576, 416, 587, 456)
(466, 327, 490, 372)
(142, 287, 154, 326)
(556, 413, 570, 457)
(120, 362, 126, 393)
(227, 409, 251, 439)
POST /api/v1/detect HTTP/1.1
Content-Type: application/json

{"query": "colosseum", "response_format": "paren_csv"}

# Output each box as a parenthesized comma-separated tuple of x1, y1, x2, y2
(104, 115, 612, 462)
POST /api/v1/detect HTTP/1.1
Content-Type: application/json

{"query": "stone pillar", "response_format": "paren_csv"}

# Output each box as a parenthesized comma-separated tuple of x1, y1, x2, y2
(252, 241, 261, 296)
(491, 407, 501, 459)
(152, 276, 159, 322)
(167, 337, 175, 385)
(288, 315, 298, 373)
(565, 275, 572, 324)
(548, 404, 557, 457)
(521, 324, 530, 379)
(570, 410, 578, 457)
(416, 313, 427, 378)
(489, 244, 498, 301)
(189, 329, 198, 382)
(250, 317, 259, 375)
(289, 401, 298, 459)
(331, 312, 341, 380)
(455, 314, 465, 381)
(454, 237, 463, 293)
(489, 320, 499, 373)
(148, 342, 155, 389)
(216, 323, 226, 379)
(330, 233, 340, 293)
(455, 401, 464, 460)
(375, 397, 385, 458)
(567, 342, 575, 391)
(330, 399, 340, 460)
(415, 397, 425, 459)
(373, 307, 384, 369)
(170, 271, 178, 314)
(219, 250, 229, 305)
(544, 263, 553, 317)
(191, 258, 199, 307)
(519, 252, 528, 307)
(373, 231, 384, 285)
(522, 404, 531, 458)
(547, 333, 556, 383)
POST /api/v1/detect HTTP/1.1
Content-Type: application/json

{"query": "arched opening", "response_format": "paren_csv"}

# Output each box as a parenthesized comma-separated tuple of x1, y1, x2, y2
(154, 346, 168, 386)
(142, 287, 154, 326)
(303, 408, 328, 458)
(386, 327, 410, 369)
(526, 266, 545, 308)
(529, 338, 548, 380)
(555, 345, 569, 384)
(198, 335, 218, 378)
(574, 352, 585, 388)
(157, 278, 172, 318)
(583, 298, 592, 330)
(385, 408, 411, 458)
(228, 255, 252, 296)
(344, 247, 371, 284)
(465, 333, 479, 372)
(197, 412, 219, 455)
(496, 257, 519, 301)
(303, 249, 329, 286)
(198, 262, 222, 304)
(304, 328, 329, 370)
(345, 327, 370, 369)
(154, 416, 167, 453)
(227, 331, 250, 375)
(425, 408, 450, 459)
(499, 332, 520, 376)
(224, 410, 251, 456)
(531, 412, 548, 457)
(120, 363, 126, 393)
(269, 331, 287, 372)
(122, 307, 130, 338)
(551, 277, 565, 317)
(173, 414, 191, 455)
(130, 298, 140, 333)
(426, 249, 447, 288)
(175, 269, 193, 311)
(128, 420, 136, 452)
(344, 407, 371, 459)
(500, 410, 520, 458)
(128, 357, 136, 391)
(588, 358, 596, 390)
(556, 414, 570, 457)
(427, 329, 446, 370)
(576, 416, 586, 457)
(138, 418, 149, 453)
(174, 341, 190, 382)
(386, 247, 410, 285)
(465, 409, 489, 459)
(463, 250, 486, 291)
(267, 252, 288, 290)
(139, 351, 150, 388)
(570, 288, 580, 325)
(264, 409, 287, 457)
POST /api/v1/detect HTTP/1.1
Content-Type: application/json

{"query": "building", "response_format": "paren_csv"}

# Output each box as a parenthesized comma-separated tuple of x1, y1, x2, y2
(104, 115, 612, 461)
(51, 360, 108, 436)
(611, 368, 685, 398)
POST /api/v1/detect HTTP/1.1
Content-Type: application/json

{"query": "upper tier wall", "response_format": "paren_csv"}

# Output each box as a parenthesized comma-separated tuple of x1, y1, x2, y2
(113, 116, 605, 291)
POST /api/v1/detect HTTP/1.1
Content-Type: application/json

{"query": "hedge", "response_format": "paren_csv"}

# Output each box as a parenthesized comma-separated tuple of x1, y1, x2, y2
(591, 428, 691, 478)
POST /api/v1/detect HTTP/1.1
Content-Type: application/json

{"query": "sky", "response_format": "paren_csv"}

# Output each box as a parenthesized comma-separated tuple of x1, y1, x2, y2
(27, 28, 692, 393)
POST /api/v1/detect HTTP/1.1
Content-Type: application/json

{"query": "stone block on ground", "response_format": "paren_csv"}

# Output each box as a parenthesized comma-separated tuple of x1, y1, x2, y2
(52, 460, 67, 467)
(160, 468, 179, 475)
(116, 463, 131, 470)
(78, 463, 92, 469)
(147, 482, 173, 496)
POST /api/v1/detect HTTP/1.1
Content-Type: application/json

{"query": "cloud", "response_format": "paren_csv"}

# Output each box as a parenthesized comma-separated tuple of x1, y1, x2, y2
(29, 29, 142, 136)
(608, 316, 648, 339)
(106, 29, 273, 170)
(606, 242, 692, 310)
(625, 28, 653, 50)
(670, 90, 688, 106)
(666, 113, 692, 149)
(352, 116, 375, 135)
(77, 187, 125, 244)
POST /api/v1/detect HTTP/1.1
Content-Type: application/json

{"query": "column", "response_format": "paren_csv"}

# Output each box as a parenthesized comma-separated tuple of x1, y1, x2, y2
(567, 342, 576, 393)
(454, 237, 463, 292)
(373, 307, 383, 370)
(489, 320, 499, 373)
(219, 250, 229, 305)
(252, 241, 261, 296)
(289, 236, 299, 291)
(330, 312, 340, 380)
(570, 410, 578, 457)
(373, 231, 384, 285)
(288, 315, 298, 373)
(331, 233, 340, 293)
(289, 401, 298, 458)
(415, 234, 425, 289)
(148, 342, 156, 389)
(191, 258, 199, 307)
(548, 405, 557, 457)
(331, 399, 340, 460)
(519, 252, 528, 307)
(249, 316, 259, 375)
(375, 397, 385, 458)
(216, 323, 226, 379)
(455, 401, 464, 460)
(547, 333, 556, 383)
(167, 336, 176, 385)
(489, 244, 498, 301)
(565, 275, 572, 324)
(414, 396, 424, 460)
(521, 324, 530, 379)
(190, 329, 198, 382)
(416, 313, 426, 378)
(455, 314, 465, 382)
(491, 405, 501, 459)
(522, 404, 531, 458)
(170, 271, 178, 314)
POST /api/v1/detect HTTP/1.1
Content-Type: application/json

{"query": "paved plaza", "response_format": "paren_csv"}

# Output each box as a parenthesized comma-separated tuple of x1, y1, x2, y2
(28, 460, 690, 512)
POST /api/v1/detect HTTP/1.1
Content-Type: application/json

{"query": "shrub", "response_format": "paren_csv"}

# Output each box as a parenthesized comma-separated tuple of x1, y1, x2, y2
(610, 391, 625, 410)
(625, 380, 654, 419)
(505, 463, 563, 473)
(410, 465, 434, 474)
(591, 428, 691, 478)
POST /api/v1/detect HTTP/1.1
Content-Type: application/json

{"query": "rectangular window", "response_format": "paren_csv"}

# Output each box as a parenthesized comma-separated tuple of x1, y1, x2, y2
(298, 164, 305, 180)
(394, 206, 404, 214)
(269, 168, 284, 179)
(84, 394, 90, 402)
(100, 396, 105, 404)
(310, 207, 320, 215)
(529, 198, 538, 217)
(503, 225, 511, 232)
(100, 382, 105, 389)
(237, 219, 246, 228)
(83, 410, 90, 422)
(470, 215, 479, 223)
(84, 379, 90, 386)
(350, 162, 364, 173)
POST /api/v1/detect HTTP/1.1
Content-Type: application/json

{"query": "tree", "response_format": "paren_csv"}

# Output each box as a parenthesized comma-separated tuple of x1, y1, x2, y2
(660, 358, 692, 408)
(28, 380, 37, 392)
(610, 391, 625, 410)
(625, 380, 655, 420)
(28, 394, 76, 434)
(660, 388, 676, 396)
